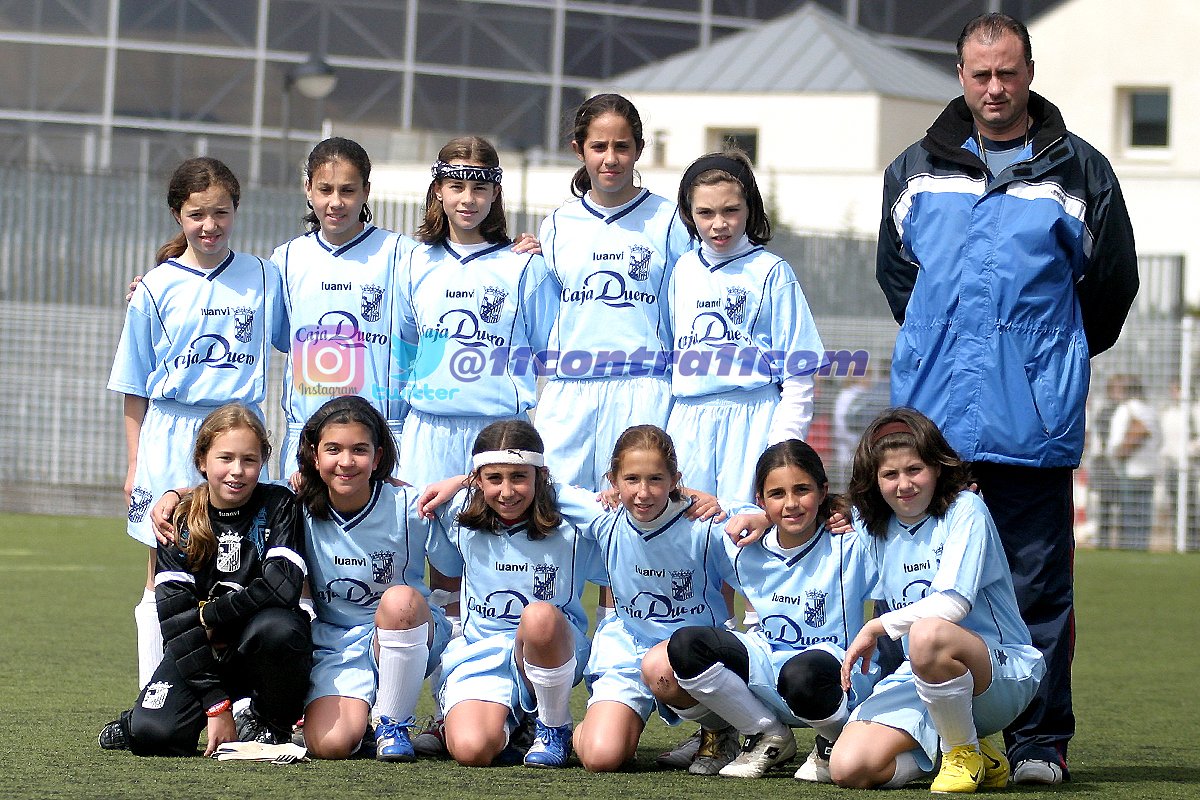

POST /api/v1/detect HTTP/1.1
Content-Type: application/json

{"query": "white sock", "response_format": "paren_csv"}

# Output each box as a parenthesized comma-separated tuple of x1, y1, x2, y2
(671, 703, 729, 730)
(883, 750, 928, 788)
(373, 624, 429, 722)
(915, 671, 977, 752)
(676, 664, 786, 737)
(134, 589, 163, 689)
(799, 693, 849, 743)
(523, 657, 576, 728)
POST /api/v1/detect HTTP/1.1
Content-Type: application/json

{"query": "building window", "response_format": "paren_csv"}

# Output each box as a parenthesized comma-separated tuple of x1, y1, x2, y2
(1124, 88, 1170, 148)
(705, 128, 758, 164)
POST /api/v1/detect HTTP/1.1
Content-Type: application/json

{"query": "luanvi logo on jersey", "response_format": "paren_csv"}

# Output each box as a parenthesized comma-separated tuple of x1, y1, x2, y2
(804, 589, 827, 627)
(233, 307, 254, 343)
(370, 550, 394, 584)
(216, 531, 242, 572)
(128, 486, 153, 523)
(725, 287, 747, 324)
(174, 334, 256, 370)
(480, 286, 507, 324)
(561, 270, 657, 309)
(361, 284, 384, 322)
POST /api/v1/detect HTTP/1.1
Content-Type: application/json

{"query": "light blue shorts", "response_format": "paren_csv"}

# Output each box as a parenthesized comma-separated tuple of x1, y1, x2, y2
(398, 410, 516, 489)
(306, 606, 451, 706)
(536, 376, 671, 488)
(584, 615, 678, 724)
(848, 640, 1045, 771)
(666, 384, 777, 502)
(439, 627, 590, 725)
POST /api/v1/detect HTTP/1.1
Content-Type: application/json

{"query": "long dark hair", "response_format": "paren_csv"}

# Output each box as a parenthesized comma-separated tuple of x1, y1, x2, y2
(752, 439, 831, 523)
(457, 420, 561, 539)
(296, 396, 397, 520)
(568, 93, 644, 198)
(416, 136, 508, 245)
(846, 408, 971, 537)
(302, 137, 373, 232)
(157, 157, 240, 264)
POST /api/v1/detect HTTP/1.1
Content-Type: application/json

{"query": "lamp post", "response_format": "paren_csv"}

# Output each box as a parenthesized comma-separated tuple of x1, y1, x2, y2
(280, 52, 338, 183)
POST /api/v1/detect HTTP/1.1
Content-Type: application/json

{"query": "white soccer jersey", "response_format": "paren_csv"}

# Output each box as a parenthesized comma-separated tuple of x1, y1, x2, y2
(431, 489, 600, 645)
(108, 252, 283, 407)
(583, 500, 735, 645)
(720, 525, 879, 655)
(668, 247, 825, 397)
(272, 226, 416, 427)
(304, 481, 461, 632)
(539, 190, 693, 378)
(862, 492, 1036, 657)
(392, 240, 556, 417)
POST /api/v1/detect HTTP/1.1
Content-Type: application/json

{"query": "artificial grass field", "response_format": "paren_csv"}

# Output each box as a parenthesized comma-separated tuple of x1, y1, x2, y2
(1, 513, 1196, 800)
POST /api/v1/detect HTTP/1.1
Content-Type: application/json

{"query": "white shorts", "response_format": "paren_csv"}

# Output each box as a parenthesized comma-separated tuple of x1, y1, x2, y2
(398, 410, 517, 489)
(439, 627, 590, 725)
(280, 419, 403, 479)
(666, 384, 777, 503)
(584, 614, 678, 724)
(536, 376, 671, 489)
(306, 607, 451, 707)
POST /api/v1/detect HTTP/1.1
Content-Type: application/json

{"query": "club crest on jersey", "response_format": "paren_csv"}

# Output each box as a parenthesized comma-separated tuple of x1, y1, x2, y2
(480, 286, 507, 324)
(141, 681, 172, 710)
(532, 564, 558, 601)
(628, 244, 652, 281)
(128, 486, 153, 523)
(216, 531, 242, 572)
(725, 287, 748, 324)
(671, 569, 694, 602)
(804, 589, 827, 627)
(233, 307, 254, 343)
(370, 550, 395, 584)
(361, 284, 384, 322)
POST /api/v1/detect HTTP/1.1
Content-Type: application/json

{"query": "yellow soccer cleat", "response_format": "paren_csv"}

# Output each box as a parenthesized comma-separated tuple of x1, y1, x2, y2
(930, 744, 985, 794)
(978, 736, 1010, 788)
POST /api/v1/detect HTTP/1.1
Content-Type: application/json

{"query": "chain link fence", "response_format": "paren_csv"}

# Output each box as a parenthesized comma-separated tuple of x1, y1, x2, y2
(0, 166, 1190, 551)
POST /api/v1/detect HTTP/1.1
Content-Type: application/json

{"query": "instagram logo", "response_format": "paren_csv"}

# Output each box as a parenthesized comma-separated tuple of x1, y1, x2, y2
(294, 324, 365, 390)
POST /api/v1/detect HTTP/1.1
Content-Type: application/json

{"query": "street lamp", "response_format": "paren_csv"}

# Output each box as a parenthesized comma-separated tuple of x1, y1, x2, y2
(280, 52, 338, 183)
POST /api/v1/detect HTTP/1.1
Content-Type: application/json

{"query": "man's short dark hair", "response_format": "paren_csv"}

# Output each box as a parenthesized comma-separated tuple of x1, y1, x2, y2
(957, 13, 1033, 64)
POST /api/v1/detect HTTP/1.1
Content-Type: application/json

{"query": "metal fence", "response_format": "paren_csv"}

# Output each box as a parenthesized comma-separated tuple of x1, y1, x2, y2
(0, 166, 1191, 551)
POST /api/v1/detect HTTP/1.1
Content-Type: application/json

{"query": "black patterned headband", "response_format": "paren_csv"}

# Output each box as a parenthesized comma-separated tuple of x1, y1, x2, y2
(681, 154, 754, 194)
(432, 161, 503, 184)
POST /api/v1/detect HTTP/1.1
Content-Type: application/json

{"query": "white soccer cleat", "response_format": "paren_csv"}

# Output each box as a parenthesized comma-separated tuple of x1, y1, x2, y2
(1012, 758, 1064, 785)
(718, 728, 797, 778)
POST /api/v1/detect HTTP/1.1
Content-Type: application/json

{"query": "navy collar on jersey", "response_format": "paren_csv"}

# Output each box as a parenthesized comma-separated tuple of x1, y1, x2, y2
(500, 519, 531, 538)
(628, 498, 692, 539)
(330, 480, 383, 530)
(697, 245, 764, 272)
(581, 188, 650, 224)
(168, 250, 235, 280)
(442, 239, 511, 265)
(760, 523, 827, 567)
(897, 515, 932, 537)
(314, 224, 376, 256)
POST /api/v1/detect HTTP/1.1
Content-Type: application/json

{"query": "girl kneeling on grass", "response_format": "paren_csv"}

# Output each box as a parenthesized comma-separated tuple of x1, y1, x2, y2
(832, 408, 1044, 792)
(99, 403, 309, 756)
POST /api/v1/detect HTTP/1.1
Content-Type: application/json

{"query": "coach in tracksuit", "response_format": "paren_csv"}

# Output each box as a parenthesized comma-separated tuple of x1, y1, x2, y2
(874, 12, 1138, 785)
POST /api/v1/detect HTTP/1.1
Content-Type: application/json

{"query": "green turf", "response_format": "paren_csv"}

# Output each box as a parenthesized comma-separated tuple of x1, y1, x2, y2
(1, 513, 1196, 799)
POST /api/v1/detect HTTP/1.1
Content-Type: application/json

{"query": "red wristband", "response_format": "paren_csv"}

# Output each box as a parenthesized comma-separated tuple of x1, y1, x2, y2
(206, 699, 231, 718)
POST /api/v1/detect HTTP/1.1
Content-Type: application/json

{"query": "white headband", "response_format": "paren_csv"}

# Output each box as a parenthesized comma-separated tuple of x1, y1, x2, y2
(472, 449, 545, 470)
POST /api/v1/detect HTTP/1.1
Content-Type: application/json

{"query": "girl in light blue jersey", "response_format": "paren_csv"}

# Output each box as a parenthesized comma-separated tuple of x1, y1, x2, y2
(295, 396, 459, 762)
(536, 93, 693, 489)
(109, 157, 284, 689)
(666, 150, 824, 503)
(642, 440, 878, 781)
(393, 136, 555, 490)
(833, 409, 1044, 791)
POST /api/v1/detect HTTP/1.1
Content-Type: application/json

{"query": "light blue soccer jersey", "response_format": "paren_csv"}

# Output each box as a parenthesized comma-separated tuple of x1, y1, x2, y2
(304, 481, 462, 631)
(720, 525, 879, 655)
(271, 226, 416, 427)
(430, 488, 600, 644)
(108, 252, 283, 407)
(539, 190, 693, 378)
(392, 240, 556, 417)
(862, 492, 1036, 657)
(668, 247, 825, 397)
(581, 500, 735, 645)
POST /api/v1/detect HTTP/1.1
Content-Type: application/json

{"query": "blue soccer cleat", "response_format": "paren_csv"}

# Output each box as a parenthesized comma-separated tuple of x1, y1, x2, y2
(523, 720, 572, 768)
(375, 715, 416, 763)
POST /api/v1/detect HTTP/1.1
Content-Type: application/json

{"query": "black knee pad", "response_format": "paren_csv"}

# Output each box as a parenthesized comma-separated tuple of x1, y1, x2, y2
(777, 649, 842, 720)
(666, 625, 749, 681)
